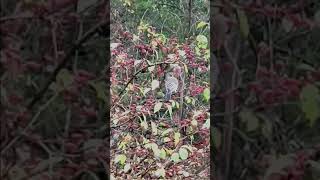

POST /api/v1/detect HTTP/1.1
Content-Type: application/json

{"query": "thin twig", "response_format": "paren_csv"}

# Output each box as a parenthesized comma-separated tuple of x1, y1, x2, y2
(118, 62, 172, 96)
(1, 93, 59, 155)
(155, 3, 184, 13)
(0, 12, 34, 22)
(221, 37, 240, 180)
(27, 20, 108, 109)
(50, 17, 58, 62)
(178, 71, 185, 128)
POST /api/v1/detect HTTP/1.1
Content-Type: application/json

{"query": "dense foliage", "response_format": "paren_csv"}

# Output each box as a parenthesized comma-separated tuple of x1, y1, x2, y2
(111, 0, 210, 178)
(1, 0, 108, 179)
(212, 1, 320, 179)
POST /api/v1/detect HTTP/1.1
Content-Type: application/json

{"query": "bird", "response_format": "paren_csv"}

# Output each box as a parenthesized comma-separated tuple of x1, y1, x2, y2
(165, 72, 179, 101)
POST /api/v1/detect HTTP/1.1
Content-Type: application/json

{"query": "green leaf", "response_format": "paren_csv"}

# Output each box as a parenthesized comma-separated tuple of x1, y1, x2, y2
(195, 46, 201, 56)
(239, 108, 259, 132)
(143, 88, 151, 96)
(123, 0, 133, 7)
(154, 102, 163, 113)
(300, 84, 320, 126)
(185, 96, 192, 104)
(151, 143, 161, 158)
(151, 121, 158, 135)
(204, 49, 210, 61)
(297, 63, 316, 72)
(159, 148, 166, 159)
(167, 105, 173, 120)
(176, 102, 180, 109)
(211, 127, 221, 149)
(111, 43, 121, 51)
(179, 148, 188, 160)
(203, 88, 210, 102)
(308, 160, 320, 177)
(174, 132, 180, 146)
(147, 60, 153, 66)
(181, 145, 193, 152)
(196, 35, 208, 48)
(264, 155, 295, 178)
(89, 81, 107, 102)
(143, 137, 150, 144)
(237, 8, 250, 38)
(262, 118, 273, 139)
(202, 118, 210, 129)
(190, 134, 194, 142)
(191, 98, 196, 106)
(181, 171, 190, 177)
(163, 137, 171, 142)
(118, 141, 127, 150)
(184, 63, 188, 74)
(132, 34, 140, 42)
(171, 152, 180, 162)
(196, 21, 208, 29)
(157, 91, 164, 98)
(161, 128, 172, 136)
(8, 165, 27, 180)
(281, 18, 293, 33)
(82, 139, 103, 151)
(134, 60, 142, 66)
(77, 0, 98, 12)
(115, 154, 127, 165)
(170, 100, 175, 108)
(154, 167, 166, 178)
(49, 82, 60, 92)
(139, 116, 149, 130)
(156, 33, 167, 43)
(178, 50, 186, 58)
(196, 35, 208, 44)
(148, 65, 155, 72)
(57, 69, 73, 88)
(110, 174, 115, 180)
(123, 163, 131, 173)
(314, 10, 320, 24)
(31, 157, 63, 174)
(144, 142, 152, 149)
(193, 110, 202, 119)
(191, 119, 198, 126)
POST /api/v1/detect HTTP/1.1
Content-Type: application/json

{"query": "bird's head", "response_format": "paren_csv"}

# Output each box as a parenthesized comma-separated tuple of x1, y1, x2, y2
(165, 72, 174, 79)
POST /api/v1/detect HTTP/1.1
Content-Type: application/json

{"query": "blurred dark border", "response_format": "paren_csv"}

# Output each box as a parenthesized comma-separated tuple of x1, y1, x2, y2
(211, 1, 320, 180)
(0, 0, 110, 179)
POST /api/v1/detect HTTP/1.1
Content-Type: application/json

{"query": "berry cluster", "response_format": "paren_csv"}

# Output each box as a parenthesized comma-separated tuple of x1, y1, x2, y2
(135, 44, 153, 56)
(248, 68, 303, 106)
(183, 44, 196, 66)
(189, 83, 205, 97)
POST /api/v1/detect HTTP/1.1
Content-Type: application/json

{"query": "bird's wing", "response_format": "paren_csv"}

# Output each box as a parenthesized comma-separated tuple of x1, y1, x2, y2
(168, 77, 178, 92)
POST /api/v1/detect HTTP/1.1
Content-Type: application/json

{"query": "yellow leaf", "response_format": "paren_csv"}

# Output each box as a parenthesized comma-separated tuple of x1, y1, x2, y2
(154, 102, 163, 113)
(174, 132, 180, 146)
(151, 121, 158, 135)
(151, 80, 160, 90)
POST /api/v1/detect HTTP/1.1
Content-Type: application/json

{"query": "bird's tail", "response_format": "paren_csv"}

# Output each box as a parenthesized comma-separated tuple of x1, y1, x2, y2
(165, 92, 171, 101)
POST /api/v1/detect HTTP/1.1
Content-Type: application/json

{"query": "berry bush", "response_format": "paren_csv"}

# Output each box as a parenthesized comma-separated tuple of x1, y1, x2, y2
(110, 0, 211, 178)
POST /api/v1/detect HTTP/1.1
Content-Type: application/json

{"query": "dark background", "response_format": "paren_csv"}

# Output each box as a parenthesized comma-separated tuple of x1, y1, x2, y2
(212, 0, 320, 180)
(1, 0, 109, 179)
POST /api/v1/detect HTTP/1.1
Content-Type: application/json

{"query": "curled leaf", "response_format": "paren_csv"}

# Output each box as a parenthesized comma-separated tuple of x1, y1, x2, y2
(179, 148, 188, 160)
(154, 102, 163, 113)
(151, 80, 160, 90)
